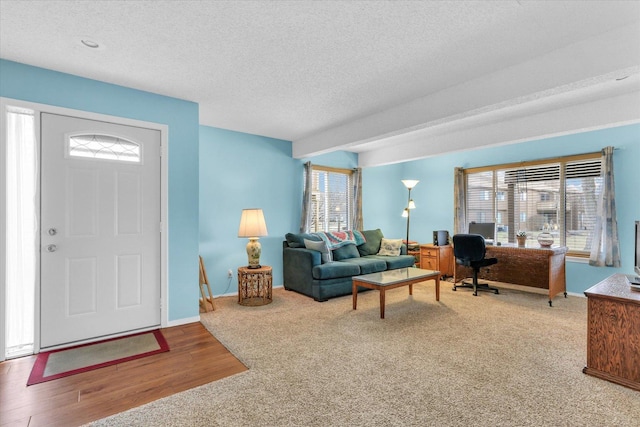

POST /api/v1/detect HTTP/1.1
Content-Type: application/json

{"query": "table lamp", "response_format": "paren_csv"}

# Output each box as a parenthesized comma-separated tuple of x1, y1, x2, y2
(238, 208, 268, 269)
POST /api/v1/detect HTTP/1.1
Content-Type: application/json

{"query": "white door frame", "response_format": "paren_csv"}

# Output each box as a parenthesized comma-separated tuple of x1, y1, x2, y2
(0, 97, 169, 358)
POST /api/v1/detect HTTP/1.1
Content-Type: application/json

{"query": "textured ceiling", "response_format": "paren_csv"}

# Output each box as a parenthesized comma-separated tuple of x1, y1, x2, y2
(1, 0, 639, 165)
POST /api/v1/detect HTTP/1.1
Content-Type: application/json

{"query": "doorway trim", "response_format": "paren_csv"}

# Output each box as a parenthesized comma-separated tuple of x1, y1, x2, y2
(0, 97, 169, 360)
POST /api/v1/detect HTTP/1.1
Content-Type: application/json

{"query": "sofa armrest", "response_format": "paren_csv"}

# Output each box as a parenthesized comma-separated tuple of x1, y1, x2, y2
(283, 247, 321, 297)
(284, 247, 321, 267)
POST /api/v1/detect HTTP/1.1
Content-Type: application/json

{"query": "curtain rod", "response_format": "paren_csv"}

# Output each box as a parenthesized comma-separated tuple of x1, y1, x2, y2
(458, 148, 615, 172)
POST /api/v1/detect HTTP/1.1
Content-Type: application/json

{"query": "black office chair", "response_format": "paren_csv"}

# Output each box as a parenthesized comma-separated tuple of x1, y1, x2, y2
(452, 234, 499, 296)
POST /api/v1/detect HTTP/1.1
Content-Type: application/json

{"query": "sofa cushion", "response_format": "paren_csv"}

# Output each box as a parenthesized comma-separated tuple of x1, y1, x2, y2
(332, 243, 360, 261)
(377, 238, 403, 256)
(342, 257, 387, 274)
(312, 262, 360, 280)
(286, 232, 321, 248)
(304, 239, 332, 263)
(357, 229, 384, 256)
(368, 255, 416, 269)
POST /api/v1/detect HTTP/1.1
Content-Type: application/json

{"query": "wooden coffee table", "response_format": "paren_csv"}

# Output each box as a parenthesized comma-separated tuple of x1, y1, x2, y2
(352, 268, 440, 319)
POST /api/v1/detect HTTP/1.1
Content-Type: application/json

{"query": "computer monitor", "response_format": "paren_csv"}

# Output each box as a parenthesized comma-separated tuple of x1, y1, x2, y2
(468, 222, 495, 242)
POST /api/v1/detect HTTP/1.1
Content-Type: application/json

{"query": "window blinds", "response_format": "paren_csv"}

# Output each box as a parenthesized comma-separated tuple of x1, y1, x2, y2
(465, 156, 601, 254)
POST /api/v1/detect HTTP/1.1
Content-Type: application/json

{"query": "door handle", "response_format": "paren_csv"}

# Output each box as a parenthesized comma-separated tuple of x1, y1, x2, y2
(46, 244, 57, 252)
(48, 228, 57, 236)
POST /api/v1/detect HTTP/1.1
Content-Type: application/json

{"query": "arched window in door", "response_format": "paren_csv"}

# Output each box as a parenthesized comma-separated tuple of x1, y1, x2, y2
(68, 134, 141, 163)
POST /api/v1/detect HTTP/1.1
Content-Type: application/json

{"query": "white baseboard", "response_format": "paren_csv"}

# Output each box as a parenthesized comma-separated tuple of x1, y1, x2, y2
(168, 285, 287, 325)
(216, 284, 284, 298)
(166, 316, 200, 328)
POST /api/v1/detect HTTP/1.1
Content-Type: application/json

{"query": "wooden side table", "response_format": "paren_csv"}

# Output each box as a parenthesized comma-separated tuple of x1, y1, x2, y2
(238, 265, 273, 306)
(419, 244, 453, 277)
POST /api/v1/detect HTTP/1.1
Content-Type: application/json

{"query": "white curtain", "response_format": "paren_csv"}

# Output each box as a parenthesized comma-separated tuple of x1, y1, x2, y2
(453, 167, 467, 235)
(350, 167, 363, 230)
(589, 146, 621, 267)
(299, 161, 313, 233)
(5, 108, 37, 357)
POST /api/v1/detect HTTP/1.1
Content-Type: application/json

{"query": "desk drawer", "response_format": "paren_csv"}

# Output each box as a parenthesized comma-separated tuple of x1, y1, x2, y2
(422, 257, 438, 270)
(422, 248, 438, 257)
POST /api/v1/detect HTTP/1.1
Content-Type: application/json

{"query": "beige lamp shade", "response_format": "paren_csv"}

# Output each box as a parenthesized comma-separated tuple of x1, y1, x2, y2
(238, 209, 268, 238)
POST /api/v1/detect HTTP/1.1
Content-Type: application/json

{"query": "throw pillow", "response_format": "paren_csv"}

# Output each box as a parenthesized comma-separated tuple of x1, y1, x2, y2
(377, 238, 403, 256)
(332, 243, 360, 261)
(358, 229, 384, 256)
(286, 232, 320, 248)
(304, 238, 332, 263)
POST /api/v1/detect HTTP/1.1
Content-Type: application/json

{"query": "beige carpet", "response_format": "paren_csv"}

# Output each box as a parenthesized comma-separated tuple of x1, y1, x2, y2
(88, 282, 640, 426)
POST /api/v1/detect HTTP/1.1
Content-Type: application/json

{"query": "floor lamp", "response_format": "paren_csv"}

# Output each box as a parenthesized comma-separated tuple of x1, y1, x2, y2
(401, 180, 419, 247)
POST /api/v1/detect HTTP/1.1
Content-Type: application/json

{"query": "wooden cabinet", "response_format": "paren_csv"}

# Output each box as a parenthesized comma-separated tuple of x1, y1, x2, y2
(583, 274, 640, 391)
(419, 244, 453, 277)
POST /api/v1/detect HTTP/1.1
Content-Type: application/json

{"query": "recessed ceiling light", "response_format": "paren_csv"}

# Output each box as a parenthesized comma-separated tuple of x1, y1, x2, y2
(81, 39, 100, 49)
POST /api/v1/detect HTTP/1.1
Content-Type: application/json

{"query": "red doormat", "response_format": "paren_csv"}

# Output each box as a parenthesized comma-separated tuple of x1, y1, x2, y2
(27, 330, 169, 386)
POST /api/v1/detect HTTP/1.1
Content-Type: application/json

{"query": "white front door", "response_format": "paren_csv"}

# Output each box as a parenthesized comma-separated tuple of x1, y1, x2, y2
(40, 113, 161, 349)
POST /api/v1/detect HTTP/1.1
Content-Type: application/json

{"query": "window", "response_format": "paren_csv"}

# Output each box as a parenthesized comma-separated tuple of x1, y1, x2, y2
(464, 153, 602, 255)
(4, 107, 36, 358)
(307, 166, 353, 233)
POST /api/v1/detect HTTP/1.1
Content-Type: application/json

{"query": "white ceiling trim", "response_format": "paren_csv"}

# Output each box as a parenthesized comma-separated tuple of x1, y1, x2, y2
(292, 24, 640, 164)
(357, 89, 640, 167)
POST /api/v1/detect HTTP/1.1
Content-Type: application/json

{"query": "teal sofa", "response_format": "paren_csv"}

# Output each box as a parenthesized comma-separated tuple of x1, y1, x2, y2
(282, 229, 416, 301)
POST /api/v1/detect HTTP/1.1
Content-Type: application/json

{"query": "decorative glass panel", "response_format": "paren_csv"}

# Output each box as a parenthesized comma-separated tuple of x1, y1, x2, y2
(5, 108, 36, 357)
(68, 134, 140, 162)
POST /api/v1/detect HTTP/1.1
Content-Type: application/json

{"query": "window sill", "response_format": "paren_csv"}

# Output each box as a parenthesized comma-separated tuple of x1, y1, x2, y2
(567, 255, 590, 264)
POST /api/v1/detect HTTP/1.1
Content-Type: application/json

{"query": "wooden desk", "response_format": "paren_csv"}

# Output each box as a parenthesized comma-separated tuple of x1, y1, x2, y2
(454, 244, 567, 306)
(583, 274, 640, 391)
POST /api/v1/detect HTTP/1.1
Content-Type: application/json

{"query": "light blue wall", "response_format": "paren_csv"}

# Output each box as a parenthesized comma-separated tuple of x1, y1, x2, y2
(0, 59, 200, 322)
(199, 126, 359, 294)
(362, 163, 407, 236)
(363, 124, 640, 294)
(5, 58, 637, 312)
(199, 126, 298, 292)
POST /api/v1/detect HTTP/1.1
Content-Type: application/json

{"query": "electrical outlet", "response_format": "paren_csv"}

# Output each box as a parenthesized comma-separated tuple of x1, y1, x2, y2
(227, 269, 233, 278)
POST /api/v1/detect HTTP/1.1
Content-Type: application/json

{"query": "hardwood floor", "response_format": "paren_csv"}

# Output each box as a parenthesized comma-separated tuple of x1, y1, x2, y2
(0, 322, 247, 427)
